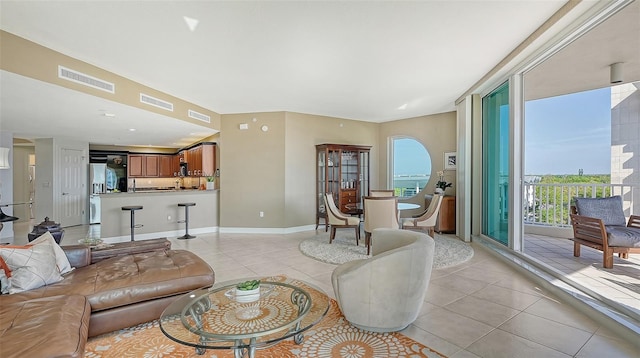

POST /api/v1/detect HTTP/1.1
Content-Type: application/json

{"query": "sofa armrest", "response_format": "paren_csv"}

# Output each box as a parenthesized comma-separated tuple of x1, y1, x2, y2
(62, 245, 92, 268)
(89, 238, 171, 264)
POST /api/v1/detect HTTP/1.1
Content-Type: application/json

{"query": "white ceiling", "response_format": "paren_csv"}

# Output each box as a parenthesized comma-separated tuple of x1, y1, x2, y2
(0, 0, 615, 147)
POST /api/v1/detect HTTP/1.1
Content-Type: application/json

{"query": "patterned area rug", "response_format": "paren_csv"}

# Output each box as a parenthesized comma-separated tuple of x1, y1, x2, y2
(299, 231, 473, 269)
(84, 299, 446, 358)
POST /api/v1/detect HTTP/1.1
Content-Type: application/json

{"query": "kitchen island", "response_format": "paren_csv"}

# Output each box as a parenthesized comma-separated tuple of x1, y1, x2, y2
(99, 189, 219, 241)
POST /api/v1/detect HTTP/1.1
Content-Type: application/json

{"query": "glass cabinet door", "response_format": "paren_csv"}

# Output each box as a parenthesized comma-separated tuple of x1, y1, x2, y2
(317, 150, 326, 216)
(359, 150, 370, 200)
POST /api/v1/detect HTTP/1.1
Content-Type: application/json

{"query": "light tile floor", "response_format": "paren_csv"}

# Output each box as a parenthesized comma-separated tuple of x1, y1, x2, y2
(10, 223, 640, 358)
(524, 234, 640, 314)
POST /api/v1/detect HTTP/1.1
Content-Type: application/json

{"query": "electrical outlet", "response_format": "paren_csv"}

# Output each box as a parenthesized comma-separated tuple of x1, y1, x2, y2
(259, 211, 264, 218)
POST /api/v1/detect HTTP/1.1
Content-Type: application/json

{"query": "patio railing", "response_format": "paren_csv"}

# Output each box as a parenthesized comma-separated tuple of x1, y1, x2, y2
(523, 182, 639, 227)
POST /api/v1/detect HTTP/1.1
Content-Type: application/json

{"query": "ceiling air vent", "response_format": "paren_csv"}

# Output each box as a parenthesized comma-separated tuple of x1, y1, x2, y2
(58, 66, 115, 93)
(188, 109, 211, 123)
(140, 93, 174, 111)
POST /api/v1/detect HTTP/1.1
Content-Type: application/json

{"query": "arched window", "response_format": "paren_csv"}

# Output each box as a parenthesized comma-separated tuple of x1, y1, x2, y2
(391, 137, 432, 198)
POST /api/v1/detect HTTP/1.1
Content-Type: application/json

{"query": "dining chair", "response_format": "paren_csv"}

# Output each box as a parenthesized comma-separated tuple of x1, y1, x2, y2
(324, 193, 361, 245)
(363, 196, 399, 255)
(370, 190, 395, 197)
(401, 194, 443, 237)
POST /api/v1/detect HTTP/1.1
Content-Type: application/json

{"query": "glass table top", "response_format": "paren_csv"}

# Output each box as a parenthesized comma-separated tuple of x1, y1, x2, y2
(159, 276, 330, 352)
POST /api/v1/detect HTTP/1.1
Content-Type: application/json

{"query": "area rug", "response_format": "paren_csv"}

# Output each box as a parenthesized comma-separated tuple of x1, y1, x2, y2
(84, 299, 446, 358)
(299, 231, 473, 269)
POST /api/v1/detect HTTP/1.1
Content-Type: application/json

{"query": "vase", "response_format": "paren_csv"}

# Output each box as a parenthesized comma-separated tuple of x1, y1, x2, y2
(434, 188, 444, 195)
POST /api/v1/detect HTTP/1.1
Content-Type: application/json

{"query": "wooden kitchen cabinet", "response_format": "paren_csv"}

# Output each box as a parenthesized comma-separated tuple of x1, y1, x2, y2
(128, 155, 144, 177)
(184, 143, 216, 177)
(158, 155, 174, 177)
(425, 194, 456, 233)
(128, 154, 159, 177)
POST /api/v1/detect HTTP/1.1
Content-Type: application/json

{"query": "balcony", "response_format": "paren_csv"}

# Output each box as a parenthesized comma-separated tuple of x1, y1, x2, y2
(521, 182, 640, 319)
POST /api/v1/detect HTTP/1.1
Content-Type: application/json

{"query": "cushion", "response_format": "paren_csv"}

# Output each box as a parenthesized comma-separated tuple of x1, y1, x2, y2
(0, 239, 63, 293)
(0, 269, 8, 294)
(574, 196, 626, 226)
(605, 226, 640, 247)
(30, 232, 74, 274)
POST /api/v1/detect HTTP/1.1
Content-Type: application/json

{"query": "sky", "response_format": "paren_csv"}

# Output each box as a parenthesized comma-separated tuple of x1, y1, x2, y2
(525, 87, 611, 175)
(394, 87, 612, 177)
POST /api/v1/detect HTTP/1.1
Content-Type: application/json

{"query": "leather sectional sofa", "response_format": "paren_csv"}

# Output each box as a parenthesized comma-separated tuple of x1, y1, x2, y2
(0, 238, 215, 358)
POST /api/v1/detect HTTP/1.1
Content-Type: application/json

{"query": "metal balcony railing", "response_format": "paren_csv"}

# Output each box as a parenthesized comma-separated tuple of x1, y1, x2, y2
(523, 182, 639, 227)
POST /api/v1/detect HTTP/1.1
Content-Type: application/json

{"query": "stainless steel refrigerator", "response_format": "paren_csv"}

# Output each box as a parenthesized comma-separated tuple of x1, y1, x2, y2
(89, 163, 106, 224)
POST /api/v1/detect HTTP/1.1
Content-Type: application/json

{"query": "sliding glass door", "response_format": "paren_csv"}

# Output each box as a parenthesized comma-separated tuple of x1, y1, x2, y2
(482, 82, 510, 245)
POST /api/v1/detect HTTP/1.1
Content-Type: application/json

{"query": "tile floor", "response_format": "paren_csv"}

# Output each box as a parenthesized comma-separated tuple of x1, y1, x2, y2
(10, 223, 640, 358)
(524, 234, 640, 314)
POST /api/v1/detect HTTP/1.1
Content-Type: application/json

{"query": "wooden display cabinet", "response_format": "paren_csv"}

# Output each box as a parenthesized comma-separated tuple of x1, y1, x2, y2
(316, 144, 371, 230)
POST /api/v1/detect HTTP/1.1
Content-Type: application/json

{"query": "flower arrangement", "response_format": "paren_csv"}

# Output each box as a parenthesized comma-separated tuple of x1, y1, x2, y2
(435, 170, 452, 191)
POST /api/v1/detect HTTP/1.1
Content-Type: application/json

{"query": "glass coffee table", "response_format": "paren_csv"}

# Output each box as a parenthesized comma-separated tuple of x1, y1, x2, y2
(159, 276, 330, 357)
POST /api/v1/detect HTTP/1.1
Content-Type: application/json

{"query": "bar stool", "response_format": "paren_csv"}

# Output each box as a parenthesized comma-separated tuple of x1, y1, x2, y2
(121, 206, 143, 241)
(177, 202, 196, 240)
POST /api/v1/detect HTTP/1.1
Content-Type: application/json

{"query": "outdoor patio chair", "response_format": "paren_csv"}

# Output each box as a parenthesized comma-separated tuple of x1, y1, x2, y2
(569, 195, 640, 268)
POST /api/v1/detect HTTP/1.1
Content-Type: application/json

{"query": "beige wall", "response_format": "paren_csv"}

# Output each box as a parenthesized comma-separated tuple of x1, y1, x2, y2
(219, 111, 379, 230)
(220, 112, 287, 229)
(379, 111, 457, 210)
(284, 112, 379, 228)
(0, 30, 220, 131)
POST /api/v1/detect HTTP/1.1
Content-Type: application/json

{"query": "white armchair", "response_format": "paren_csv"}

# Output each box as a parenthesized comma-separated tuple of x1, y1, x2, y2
(401, 194, 443, 237)
(325, 193, 361, 245)
(331, 228, 435, 333)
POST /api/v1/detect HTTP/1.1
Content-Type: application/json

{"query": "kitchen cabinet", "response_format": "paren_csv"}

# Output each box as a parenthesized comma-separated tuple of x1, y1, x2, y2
(127, 143, 215, 178)
(128, 154, 159, 177)
(171, 154, 181, 177)
(158, 155, 174, 177)
(316, 144, 371, 229)
(425, 194, 456, 233)
(184, 143, 216, 177)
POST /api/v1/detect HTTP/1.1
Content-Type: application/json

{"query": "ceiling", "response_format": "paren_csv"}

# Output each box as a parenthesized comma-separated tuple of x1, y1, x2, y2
(1, 1, 635, 148)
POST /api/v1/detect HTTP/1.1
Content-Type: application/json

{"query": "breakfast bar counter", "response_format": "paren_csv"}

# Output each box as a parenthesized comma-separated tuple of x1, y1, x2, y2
(99, 190, 219, 241)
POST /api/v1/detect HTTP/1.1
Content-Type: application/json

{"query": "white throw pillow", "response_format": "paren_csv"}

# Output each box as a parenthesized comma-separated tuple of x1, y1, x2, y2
(30, 232, 74, 274)
(0, 269, 9, 294)
(0, 238, 63, 293)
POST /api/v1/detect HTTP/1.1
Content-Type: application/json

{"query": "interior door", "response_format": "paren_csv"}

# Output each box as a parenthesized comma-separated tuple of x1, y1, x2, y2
(60, 148, 84, 226)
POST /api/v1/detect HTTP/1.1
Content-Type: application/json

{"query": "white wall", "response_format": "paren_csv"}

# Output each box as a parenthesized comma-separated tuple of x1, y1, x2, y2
(611, 81, 640, 216)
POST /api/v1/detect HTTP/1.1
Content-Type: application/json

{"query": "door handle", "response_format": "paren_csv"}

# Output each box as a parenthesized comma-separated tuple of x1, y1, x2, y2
(62, 192, 69, 195)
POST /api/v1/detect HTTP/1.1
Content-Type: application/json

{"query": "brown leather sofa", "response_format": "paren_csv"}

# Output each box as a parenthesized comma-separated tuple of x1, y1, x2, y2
(0, 238, 215, 358)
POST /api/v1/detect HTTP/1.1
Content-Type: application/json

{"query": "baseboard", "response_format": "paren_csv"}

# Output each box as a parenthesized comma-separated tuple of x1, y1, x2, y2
(219, 225, 316, 234)
(102, 226, 219, 243)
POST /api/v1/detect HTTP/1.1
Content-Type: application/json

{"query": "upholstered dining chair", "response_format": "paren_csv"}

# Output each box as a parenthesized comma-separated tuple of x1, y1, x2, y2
(332, 228, 435, 332)
(324, 193, 361, 245)
(363, 196, 399, 255)
(401, 194, 443, 237)
(370, 189, 395, 197)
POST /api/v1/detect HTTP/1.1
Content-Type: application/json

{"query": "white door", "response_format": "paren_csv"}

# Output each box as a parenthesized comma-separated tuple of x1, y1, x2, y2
(60, 148, 84, 226)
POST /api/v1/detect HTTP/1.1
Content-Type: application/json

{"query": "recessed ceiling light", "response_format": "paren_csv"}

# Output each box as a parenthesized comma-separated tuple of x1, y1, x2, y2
(129, 128, 136, 132)
(183, 16, 199, 32)
(103, 113, 116, 117)
(397, 103, 408, 110)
